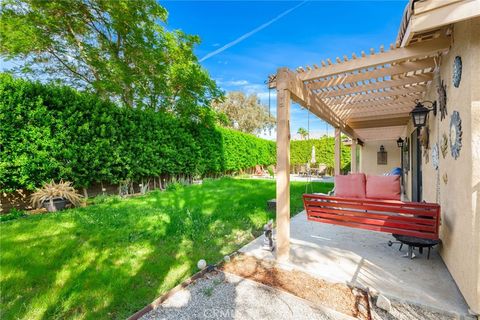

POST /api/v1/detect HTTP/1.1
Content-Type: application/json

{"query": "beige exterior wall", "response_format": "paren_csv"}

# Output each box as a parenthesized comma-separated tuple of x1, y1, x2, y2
(358, 18, 480, 312)
(359, 140, 401, 176)
(415, 18, 480, 313)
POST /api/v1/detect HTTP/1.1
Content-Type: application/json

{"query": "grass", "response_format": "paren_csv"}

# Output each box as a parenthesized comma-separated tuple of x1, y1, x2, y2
(0, 177, 333, 319)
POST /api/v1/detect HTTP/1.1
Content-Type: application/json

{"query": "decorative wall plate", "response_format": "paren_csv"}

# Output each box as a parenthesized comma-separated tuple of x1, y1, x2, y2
(441, 133, 448, 158)
(437, 79, 447, 121)
(453, 56, 462, 88)
(432, 143, 439, 170)
(420, 126, 430, 149)
(420, 127, 430, 163)
(449, 111, 462, 159)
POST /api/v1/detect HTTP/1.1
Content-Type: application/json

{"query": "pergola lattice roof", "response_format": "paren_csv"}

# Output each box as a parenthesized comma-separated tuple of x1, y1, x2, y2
(271, 34, 451, 141)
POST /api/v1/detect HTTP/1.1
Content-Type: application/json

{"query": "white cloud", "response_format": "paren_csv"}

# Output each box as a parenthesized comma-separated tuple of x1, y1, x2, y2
(226, 80, 249, 86)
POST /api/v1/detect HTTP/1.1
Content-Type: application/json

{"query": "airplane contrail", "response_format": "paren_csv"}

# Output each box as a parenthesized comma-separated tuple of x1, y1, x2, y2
(199, 1, 308, 62)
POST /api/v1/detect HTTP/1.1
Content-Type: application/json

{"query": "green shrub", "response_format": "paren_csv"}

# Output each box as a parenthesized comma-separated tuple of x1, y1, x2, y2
(0, 74, 276, 192)
(290, 138, 351, 172)
(267, 165, 275, 178)
(166, 182, 184, 192)
(0, 209, 27, 222)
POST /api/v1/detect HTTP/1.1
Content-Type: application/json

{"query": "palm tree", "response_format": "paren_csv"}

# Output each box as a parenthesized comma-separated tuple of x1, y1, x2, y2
(297, 127, 309, 140)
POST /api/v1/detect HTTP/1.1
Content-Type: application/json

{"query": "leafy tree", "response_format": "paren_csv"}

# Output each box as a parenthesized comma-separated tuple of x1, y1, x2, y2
(212, 91, 275, 134)
(297, 127, 308, 140)
(0, 0, 221, 114)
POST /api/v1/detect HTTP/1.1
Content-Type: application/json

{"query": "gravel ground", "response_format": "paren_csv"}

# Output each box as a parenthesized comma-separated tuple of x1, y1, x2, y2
(140, 271, 355, 320)
(221, 254, 368, 318)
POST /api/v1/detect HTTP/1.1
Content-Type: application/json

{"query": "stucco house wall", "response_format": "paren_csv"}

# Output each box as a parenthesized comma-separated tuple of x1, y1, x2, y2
(360, 17, 480, 313)
(414, 17, 480, 314)
(359, 140, 401, 176)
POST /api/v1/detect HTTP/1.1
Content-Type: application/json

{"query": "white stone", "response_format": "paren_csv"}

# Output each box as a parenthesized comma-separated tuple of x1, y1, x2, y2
(376, 294, 392, 313)
(224, 255, 231, 263)
(197, 259, 207, 270)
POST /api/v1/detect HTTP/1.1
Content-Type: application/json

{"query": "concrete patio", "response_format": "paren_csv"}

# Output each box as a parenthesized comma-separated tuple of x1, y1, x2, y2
(240, 211, 470, 316)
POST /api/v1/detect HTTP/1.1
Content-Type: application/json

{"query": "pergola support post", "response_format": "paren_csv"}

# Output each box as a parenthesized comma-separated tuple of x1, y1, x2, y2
(350, 139, 357, 173)
(334, 127, 342, 175)
(276, 82, 291, 262)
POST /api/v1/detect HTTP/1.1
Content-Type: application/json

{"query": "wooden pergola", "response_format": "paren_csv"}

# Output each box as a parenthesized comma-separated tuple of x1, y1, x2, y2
(270, 34, 451, 260)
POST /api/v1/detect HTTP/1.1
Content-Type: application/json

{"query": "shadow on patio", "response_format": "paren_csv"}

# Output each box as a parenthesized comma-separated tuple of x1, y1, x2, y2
(240, 211, 470, 316)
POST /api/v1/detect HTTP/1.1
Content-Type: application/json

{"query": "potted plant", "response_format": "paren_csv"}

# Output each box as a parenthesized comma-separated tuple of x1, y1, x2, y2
(31, 180, 82, 212)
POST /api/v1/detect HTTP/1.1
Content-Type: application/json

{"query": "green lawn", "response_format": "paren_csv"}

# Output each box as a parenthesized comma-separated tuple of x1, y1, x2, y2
(0, 178, 333, 320)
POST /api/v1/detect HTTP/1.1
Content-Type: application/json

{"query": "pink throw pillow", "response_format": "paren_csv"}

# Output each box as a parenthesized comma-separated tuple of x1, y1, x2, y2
(366, 175, 401, 200)
(334, 174, 366, 198)
(349, 172, 366, 178)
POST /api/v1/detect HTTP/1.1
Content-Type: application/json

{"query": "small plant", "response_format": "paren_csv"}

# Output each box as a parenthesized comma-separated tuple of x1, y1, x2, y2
(31, 180, 82, 211)
(267, 165, 275, 178)
(0, 209, 27, 222)
(166, 182, 183, 192)
(202, 286, 214, 297)
(90, 194, 109, 205)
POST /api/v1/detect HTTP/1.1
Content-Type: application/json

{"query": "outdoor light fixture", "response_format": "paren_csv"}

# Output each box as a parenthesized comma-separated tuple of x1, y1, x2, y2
(396, 137, 404, 148)
(410, 100, 437, 128)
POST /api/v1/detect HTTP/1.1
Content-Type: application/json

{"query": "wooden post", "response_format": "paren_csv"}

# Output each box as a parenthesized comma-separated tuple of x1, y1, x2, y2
(350, 138, 357, 173)
(276, 81, 291, 262)
(334, 127, 342, 175)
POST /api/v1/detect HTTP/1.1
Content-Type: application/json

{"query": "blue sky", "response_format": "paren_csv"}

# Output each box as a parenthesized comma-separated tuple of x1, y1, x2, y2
(163, 0, 408, 139)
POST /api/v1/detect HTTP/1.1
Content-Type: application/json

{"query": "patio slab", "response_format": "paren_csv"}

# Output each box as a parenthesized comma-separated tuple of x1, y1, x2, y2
(240, 211, 470, 316)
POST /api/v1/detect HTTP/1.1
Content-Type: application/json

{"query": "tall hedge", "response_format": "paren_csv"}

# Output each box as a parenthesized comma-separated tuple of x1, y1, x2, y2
(290, 138, 351, 172)
(0, 75, 275, 192)
(0, 75, 351, 193)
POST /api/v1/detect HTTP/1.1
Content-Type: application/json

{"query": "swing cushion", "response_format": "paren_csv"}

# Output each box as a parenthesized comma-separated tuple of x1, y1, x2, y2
(366, 175, 401, 200)
(334, 174, 366, 199)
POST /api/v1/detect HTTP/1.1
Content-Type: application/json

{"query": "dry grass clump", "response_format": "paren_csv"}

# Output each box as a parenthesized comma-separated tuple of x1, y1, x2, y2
(31, 180, 82, 208)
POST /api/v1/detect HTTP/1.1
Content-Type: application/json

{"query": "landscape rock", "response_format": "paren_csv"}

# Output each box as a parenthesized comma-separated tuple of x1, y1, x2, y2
(376, 294, 392, 313)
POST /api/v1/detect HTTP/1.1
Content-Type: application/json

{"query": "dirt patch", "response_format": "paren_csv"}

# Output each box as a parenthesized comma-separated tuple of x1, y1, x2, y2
(221, 254, 370, 319)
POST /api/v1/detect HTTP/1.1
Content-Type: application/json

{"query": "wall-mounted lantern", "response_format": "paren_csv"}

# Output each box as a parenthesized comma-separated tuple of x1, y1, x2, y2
(377, 145, 388, 165)
(410, 100, 437, 128)
(396, 137, 404, 148)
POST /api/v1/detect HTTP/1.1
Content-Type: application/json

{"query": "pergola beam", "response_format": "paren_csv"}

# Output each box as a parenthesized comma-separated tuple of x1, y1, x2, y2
(333, 100, 413, 112)
(348, 113, 411, 122)
(348, 116, 411, 129)
(276, 68, 357, 138)
(298, 36, 450, 81)
(345, 107, 412, 119)
(307, 58, 434, 90)
(318, 73, 433, 99)
(326, 86, 425, 106)
(355, 125, 407, 141)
